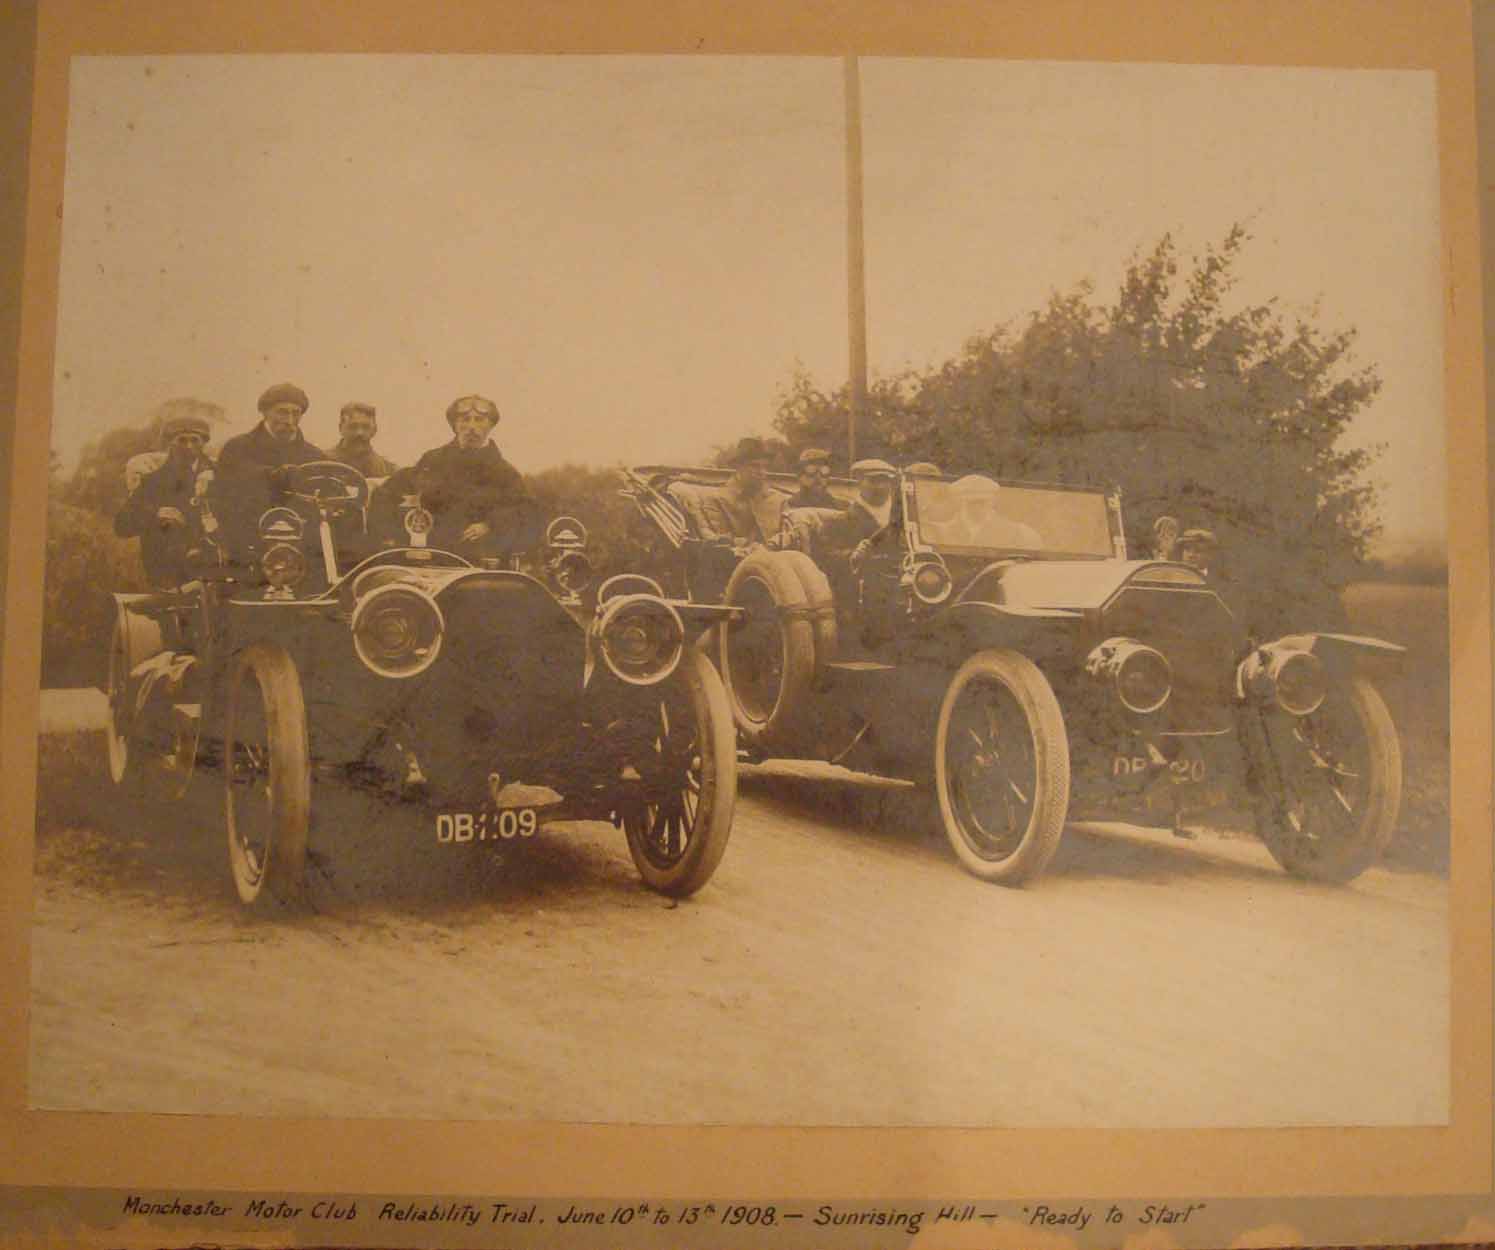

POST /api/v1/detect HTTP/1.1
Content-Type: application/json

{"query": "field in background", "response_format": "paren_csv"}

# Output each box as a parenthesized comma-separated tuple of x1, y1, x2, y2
(1342, 580, 1450, 871)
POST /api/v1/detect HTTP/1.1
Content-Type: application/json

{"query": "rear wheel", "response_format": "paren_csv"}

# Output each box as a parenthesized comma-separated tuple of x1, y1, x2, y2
(934, 650, 1069, 885)
(619, 648, 736, 897)
(105, 611, 138, 787)
(104, 604, 162, 789)
(1251, 676, 1401, 884)
(719, 549, 816, 752)
(224, 643, 311, 907)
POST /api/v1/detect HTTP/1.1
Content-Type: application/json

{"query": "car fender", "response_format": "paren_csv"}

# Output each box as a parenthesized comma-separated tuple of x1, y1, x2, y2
(1267, 631, 1406, 678)
(132, 651, 196, 721)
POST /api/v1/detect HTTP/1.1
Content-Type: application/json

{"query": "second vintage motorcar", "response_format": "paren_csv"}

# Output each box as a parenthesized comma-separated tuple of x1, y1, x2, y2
(105, 460, 741, 908)
(624, 461, 1404, 887)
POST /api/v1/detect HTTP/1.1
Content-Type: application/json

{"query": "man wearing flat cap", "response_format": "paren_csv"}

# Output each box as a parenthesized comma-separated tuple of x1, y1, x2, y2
(1177, 527, 1218, 577)
(786, 447, 845, 511)
(114, 412, 216, 588)
(328, 401, 399, 479)
(210, 382, 327, 550)
(692, 436, 786, 549)
(818, 458, 899, 565)
(392, 393, 538, 558)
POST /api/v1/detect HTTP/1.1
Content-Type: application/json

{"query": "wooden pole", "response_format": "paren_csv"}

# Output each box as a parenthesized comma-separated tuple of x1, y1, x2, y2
(844, 54, 868, 467)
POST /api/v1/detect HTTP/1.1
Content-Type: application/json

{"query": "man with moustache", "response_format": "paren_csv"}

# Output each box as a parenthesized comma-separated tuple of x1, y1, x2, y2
(404, 393, 539, 559)
(113, 413, 216, 588)
(817, 459, 899, 568)
(210, 382, 327, 550)
(327, 401, 399, 479)
(689, 436, 786, 549)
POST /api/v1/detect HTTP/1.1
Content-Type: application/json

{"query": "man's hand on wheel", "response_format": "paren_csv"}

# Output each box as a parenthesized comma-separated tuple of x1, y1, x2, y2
(156, 506, 186, 528)
(462, 521, 491, 544)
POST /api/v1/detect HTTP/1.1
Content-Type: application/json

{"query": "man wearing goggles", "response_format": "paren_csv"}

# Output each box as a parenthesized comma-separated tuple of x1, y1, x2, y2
(399, 393, 539, 558)
(787, 447, 845, 511)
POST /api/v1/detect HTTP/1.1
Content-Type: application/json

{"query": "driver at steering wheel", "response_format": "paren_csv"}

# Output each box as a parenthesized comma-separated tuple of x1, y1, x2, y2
(210, 382, 327, 566)
(396, 394, 540, 559)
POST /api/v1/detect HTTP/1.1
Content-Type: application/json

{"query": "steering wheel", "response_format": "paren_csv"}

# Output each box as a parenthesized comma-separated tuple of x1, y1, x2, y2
(285, 460, 370, 513)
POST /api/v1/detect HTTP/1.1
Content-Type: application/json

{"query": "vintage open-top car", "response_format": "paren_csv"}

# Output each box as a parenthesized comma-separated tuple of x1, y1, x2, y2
(106, 460, 740, 908)
(623, 462, 1404, 887)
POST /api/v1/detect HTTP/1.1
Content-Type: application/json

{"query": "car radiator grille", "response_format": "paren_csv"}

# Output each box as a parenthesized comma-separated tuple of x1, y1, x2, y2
(1101, 585, 1238, 731)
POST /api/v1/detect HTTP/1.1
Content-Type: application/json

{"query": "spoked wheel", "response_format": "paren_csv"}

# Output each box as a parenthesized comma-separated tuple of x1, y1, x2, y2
(224, 643, 311, 908)
(619, 648, 736, 897)
(1251, 675, 1402, 884)
(934, 650, 1069, 885)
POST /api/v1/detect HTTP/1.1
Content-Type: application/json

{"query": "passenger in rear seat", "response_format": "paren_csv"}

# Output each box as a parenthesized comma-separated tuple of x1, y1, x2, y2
(690, 436, 786, 550)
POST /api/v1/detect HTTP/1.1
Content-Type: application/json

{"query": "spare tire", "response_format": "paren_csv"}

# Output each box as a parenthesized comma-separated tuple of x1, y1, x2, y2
(719, 549, 817, 752)
(774, 549, 838, 674)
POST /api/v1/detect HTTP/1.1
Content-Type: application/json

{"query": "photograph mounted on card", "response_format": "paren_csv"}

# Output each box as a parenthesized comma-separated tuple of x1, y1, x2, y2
(0, 1, 1488, 1247)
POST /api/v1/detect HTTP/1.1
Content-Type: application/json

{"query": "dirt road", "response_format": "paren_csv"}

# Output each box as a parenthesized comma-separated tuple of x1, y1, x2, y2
(29, 754, 1447, 1128)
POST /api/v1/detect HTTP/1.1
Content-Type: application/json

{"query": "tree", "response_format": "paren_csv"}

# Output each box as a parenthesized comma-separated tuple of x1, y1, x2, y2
(773, 226, 1383, 633)
(42, 497, 147, 686)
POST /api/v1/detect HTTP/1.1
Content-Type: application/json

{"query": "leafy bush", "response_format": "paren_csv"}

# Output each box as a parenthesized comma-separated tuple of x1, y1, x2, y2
(42, 498, 145, 687)
(773, 226, 1382, 635)
(525, 462, 680, 592)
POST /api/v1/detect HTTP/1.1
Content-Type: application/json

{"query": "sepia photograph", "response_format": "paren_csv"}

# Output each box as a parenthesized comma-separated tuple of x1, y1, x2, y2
(21, 48, 1455, 1138)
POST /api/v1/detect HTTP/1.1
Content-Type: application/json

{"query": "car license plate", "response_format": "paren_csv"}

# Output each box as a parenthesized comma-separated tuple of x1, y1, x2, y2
(1111, 753, 1207, 783)
(435, 808, 538, 844)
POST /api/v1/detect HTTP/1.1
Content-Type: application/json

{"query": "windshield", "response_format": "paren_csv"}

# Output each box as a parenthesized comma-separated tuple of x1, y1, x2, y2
(910, 476, 1116, 558)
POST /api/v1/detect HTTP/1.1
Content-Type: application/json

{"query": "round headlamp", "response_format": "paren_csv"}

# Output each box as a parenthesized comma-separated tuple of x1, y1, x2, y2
(1271, 648, 1327, 717)
(261, 542, 308, 590)
(910, 557, 953, 606)
(596, 594, 685, 687)
(1086, 637, 1172, 715)
(553, 549, 595, 595)
(351, 583, 445, 678)
(1238, 643, 1327, 717)
(1116, 647, 1172, 715)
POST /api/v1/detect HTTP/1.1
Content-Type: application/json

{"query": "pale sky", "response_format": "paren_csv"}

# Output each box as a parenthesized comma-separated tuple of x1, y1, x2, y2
(52, 56, 1443, 543)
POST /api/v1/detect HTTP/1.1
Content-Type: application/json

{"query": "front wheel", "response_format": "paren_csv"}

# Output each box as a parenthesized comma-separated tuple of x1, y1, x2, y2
(934, 650, 1070, 885)
(618, 648, 737, 897)
(1250, 675, 1402, 884)
(224, 643, 311, 907)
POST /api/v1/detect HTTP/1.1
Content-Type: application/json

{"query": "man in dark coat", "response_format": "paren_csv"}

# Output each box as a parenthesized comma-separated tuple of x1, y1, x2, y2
(327, 401, 399, 479)
(210, 382, 326, 554)
(403, 393, 539, 559)
(114, 413, 216, 588)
